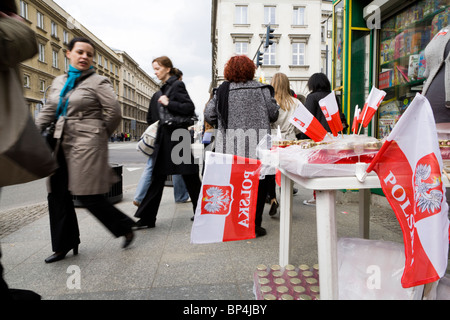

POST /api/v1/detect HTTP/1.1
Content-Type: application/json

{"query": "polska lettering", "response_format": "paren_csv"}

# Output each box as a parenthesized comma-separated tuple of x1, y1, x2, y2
(238, 170, 255, 228)
(383, 171, 415, 265)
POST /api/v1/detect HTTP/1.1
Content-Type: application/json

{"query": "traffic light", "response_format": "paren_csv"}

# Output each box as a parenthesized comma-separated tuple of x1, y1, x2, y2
(256, 50, 264, 68)
(265, 25, 275, 48)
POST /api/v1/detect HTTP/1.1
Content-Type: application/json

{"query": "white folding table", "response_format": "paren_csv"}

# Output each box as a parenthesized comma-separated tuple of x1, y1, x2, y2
(278, 167, 450, 300)
(278, 169, 382, 299)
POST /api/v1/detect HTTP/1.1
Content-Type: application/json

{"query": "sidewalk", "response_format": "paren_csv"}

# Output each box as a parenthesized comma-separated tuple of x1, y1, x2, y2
(0, 179, 416, 300)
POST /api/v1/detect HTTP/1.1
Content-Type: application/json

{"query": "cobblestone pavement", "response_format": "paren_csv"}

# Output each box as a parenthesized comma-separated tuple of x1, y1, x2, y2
(0, 202, 49, 239)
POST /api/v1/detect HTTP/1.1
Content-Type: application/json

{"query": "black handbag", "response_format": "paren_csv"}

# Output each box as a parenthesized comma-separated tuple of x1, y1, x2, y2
(41, 121, 56, 150)
(158, 85, 198, 128)
(159, 105, 198, 128)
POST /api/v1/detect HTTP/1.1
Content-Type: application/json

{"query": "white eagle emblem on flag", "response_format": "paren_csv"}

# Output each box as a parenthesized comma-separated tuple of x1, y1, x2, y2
(202, 186, 232, 215)
(414, 163, 443, 214)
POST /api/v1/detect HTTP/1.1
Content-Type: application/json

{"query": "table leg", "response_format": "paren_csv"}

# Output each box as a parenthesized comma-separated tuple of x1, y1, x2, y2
(279, 172, 293, 266)
(359, 189, 370, 239)
(316, 190, 339, 300)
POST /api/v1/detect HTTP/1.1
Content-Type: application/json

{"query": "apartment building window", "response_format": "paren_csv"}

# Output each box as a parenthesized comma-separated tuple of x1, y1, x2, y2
(98, 54, 102, 66)
(37, 12, 44, 29)
(39, 80, 46, 92)
(23, 75, 30, 88)
(38, 43, 45, 62)
(52, 50, 59, 68)
(235, 5, 248, 24)
(51, 21, 58, 38)
(292, 43, 306, 66)
(264, 6, 276, 25)
(104, 58, 108, 70)
(63, 30, 69, 44)
(64, 56, 70, 72)
(20, 1, 28, 19)
(264, 43, 276, 65)
(293, 7, 305, 26)
(235, 42, 248, 55)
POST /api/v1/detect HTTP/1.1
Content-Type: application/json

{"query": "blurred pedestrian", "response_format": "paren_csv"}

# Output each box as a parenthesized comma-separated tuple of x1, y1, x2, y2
(134, 56, 201, 228)
(36, 37, 135, 263)
(133, 68, 189, 207)
(204, 55, 279, 237)
(423, 25, 450, 139)
(267, 72, 301, 215)
(0, 0, 46, 300)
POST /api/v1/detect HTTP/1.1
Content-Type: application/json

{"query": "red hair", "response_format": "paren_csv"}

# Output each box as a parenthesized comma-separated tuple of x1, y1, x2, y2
(224, 55, 256, 83)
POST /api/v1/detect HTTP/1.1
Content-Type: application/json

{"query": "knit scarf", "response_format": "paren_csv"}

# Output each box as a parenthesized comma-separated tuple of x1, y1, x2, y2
(55, 65, 85, 118)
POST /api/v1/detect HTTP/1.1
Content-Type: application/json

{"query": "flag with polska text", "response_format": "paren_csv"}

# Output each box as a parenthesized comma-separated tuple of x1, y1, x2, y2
(366, 93, 449, 288)
(190, 152, 261, 244)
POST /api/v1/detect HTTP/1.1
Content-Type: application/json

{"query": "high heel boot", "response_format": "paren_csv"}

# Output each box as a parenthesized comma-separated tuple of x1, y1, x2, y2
(45, 245, 78, 263)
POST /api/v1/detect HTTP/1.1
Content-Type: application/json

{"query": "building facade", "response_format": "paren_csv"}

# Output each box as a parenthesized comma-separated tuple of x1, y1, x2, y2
(211, 0, 333, 97)
(16, 0, 158, 138)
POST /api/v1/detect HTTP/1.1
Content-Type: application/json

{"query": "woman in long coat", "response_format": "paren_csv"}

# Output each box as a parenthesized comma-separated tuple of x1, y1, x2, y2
(36, 37, 135, 263)
(134, 56, 201, 228)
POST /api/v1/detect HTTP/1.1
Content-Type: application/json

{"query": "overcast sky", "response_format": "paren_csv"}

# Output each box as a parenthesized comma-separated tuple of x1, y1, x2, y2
(53, 0, 212, 117)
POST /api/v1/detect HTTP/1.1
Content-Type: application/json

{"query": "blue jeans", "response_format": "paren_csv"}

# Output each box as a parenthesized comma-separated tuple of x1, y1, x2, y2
(173, 174, 189, 202)
(134, 157, 189, 204)
(134, 157, 154, 204)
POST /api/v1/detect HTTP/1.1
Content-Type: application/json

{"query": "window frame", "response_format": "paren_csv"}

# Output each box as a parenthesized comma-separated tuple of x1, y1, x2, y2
(264, 5, 276, 25)
(293, 6, 306, 26)
(235, 5, 248, 25)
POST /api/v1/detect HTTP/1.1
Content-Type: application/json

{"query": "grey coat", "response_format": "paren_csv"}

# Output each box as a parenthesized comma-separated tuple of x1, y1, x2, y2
(36, 69, 121, 195)
(204, 81, 279, 159)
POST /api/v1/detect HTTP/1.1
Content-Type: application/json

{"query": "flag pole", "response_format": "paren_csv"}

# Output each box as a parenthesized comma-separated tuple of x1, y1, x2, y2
(443, 169, 450, 181)
(358, 107, 369, 135)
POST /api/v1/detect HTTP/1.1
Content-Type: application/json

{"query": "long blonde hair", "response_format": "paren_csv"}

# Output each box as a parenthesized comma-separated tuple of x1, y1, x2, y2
(271, 73, 295, 111)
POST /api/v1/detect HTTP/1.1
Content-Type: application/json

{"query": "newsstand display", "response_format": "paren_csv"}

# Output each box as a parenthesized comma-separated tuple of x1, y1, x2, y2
(377, 0, 449, 139)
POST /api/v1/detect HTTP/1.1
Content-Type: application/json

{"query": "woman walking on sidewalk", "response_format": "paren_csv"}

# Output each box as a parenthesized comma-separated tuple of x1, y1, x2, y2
(36, 37, 135, 263)
(134, 56, 201, 228)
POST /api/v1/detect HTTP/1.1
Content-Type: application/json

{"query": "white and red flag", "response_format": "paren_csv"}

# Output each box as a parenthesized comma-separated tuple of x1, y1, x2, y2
(365, 93, 449, 288)
(352, 105, 361, 134)
(319, 91, 343, 137)
(191, 152, 261, 244)
(289, 101, 327, 142)
(358, 86, 387, 128)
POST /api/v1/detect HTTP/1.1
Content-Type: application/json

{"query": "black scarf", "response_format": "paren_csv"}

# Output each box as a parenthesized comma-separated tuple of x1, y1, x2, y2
(216, 81, 230, 128)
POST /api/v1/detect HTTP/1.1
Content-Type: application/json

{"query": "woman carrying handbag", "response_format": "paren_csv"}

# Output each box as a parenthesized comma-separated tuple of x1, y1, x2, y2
(134, 56, 201, 228)
(36, 37, 135, 263)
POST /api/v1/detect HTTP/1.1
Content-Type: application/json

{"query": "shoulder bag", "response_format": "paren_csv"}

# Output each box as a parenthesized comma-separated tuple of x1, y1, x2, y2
(136, 121, 159, 156)
(158, 85, 198, 128)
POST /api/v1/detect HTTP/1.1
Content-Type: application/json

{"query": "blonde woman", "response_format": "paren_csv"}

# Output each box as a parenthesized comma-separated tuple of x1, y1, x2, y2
(267, 73, 301, 215)
(270, 73, 301, 140)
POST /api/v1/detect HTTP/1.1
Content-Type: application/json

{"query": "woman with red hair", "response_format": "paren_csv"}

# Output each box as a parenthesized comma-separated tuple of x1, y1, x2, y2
(204, 55, 279, 237)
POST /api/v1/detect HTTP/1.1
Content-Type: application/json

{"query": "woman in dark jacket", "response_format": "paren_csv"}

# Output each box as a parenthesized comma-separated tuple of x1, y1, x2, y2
(299, 73, 348, 206)
(298, 73, 348, 140)
(134, 56, 201, 228)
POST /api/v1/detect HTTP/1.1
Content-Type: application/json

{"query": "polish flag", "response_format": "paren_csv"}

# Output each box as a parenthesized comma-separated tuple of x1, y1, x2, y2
(366, 93, 449, 288)
(191, 152, 261, 244)
(352, 105, 361, 134)
(319, 91, 343, 137)
(358, 86, 387, 128)
(289, 101, 327, 142)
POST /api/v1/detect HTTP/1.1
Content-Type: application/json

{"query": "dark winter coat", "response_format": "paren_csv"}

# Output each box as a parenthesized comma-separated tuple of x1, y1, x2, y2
(150, 75, 198, 175)
(298, 91, 348, 139)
